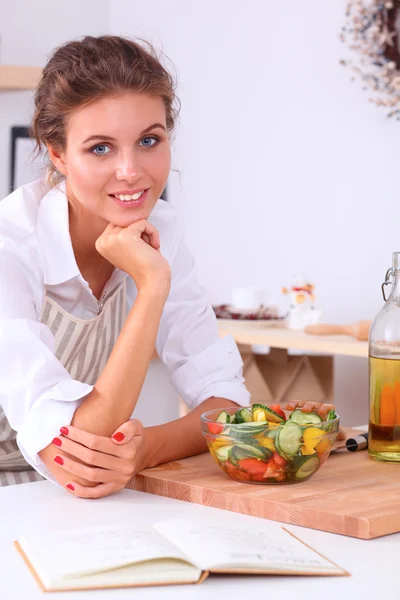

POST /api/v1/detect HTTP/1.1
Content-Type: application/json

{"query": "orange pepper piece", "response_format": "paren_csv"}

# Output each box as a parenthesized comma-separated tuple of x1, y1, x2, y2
(380, 384, 396, 426)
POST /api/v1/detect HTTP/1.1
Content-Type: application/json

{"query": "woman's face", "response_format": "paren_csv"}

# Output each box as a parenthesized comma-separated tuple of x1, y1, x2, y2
(52, 92, 171, 228)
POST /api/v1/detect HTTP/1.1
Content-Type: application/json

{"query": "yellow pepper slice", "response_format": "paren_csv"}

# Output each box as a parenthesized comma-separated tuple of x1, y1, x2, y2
(212, 439, 232, 450)
(300, 445, 316, 456)
(255, 436, 275, 451)
(303, 427, 325, 452)
(315, 438, 331, 453)
(253, 409, 267, 422)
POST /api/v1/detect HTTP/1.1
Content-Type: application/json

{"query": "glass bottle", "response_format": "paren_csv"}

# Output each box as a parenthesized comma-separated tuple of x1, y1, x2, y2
(369, 251, 400, 462)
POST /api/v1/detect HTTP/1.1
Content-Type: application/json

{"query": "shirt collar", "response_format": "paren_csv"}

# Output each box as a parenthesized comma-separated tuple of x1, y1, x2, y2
(37, 180, 130, 289)
(36, 180, 80, 285)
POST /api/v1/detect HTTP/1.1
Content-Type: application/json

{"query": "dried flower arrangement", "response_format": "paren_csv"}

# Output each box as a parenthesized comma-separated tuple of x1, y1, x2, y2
(341, 0, 400, 118)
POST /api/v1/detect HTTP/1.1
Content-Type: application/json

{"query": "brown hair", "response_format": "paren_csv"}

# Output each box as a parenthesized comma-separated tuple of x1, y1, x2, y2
(31, 35, 179, 184)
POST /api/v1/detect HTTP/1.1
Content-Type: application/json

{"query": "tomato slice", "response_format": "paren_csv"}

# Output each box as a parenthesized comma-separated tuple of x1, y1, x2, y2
(207, 422, 224, 435)
(237, 458, 269, 476)
(269, 404, 286, 420)
(272, 452, 287, 468)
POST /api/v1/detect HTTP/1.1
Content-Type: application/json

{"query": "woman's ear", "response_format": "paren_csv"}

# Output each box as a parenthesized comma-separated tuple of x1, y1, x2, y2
(47, 145, 68, 176)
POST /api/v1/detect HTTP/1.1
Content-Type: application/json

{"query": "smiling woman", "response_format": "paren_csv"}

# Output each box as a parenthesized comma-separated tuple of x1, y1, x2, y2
(0, 35, 250, 495)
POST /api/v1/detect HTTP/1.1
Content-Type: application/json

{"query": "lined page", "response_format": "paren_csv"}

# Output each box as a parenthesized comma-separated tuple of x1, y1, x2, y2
(154, 517, 343, 574)
(19, 524, 190, 580)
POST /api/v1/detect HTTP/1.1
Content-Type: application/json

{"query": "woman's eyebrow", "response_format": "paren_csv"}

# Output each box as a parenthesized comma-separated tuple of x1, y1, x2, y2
(82, 124, 166, 145)
(140, 123, 167, 135)
(82, 135, 116, 144)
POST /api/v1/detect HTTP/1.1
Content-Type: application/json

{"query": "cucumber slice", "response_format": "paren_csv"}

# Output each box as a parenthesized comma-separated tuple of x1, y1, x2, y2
(294, 455, 320, 480)
(252, 403, 269, 411)
(327, 409, 337, 421)
(215, 445, 234, 462)
(252, 403, 285, 423)
(229, 422, 268, 440)
(231, 422, 267, 432)
(264, 428, 278, 440)
(290, 409, 322, 426)
(234, 408, 253, 424)
(231, 444, 272, 461)
(276, 422, 302, 458)
(216, 411, 231, 424)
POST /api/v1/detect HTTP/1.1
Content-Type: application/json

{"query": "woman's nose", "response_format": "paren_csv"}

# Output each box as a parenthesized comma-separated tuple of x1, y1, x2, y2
(115, 152, 142, 182)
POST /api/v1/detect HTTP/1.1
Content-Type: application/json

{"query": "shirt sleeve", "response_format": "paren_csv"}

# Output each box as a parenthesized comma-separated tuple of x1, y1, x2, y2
(0, 236, 92, 483)
(155, 222, 250, 410)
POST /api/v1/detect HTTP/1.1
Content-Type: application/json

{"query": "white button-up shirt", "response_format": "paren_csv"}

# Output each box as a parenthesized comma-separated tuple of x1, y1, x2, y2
(0, 179, 249, 480)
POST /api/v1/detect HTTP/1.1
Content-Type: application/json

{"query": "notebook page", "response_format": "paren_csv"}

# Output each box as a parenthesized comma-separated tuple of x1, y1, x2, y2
(154, 517, 342, 573)
(19, 523, 191, 580)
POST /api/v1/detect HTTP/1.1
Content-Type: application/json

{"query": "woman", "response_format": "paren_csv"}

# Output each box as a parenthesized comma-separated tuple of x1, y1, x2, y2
(0, 35, 251, 496)
(0, 35, 336, 496)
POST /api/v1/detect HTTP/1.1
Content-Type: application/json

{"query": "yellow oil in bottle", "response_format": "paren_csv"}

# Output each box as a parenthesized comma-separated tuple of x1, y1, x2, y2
(369, 355, 400, 462)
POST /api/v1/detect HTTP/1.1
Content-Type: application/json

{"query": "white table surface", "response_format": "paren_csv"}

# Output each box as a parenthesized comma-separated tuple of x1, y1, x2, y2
(0, 480, 397, 600)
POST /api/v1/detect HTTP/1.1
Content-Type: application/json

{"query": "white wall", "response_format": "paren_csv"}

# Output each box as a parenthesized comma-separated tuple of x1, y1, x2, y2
(109, 0, 393, 425)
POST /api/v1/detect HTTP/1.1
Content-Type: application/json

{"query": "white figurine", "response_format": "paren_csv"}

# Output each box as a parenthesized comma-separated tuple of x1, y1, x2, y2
(282, 275, 321, 330)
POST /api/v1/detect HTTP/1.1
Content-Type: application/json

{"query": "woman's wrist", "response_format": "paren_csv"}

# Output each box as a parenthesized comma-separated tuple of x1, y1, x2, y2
(136, 427, 159, 473)
(137, 277, 170, 299)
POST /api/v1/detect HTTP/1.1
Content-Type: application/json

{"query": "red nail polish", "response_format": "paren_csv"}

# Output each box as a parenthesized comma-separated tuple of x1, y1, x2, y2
(60, 427, 69, 436)
(54, 455, 64, 466)
(66, 483, 75, 491)
(52, 437, 62, 447)
(112, 432, 125, 442)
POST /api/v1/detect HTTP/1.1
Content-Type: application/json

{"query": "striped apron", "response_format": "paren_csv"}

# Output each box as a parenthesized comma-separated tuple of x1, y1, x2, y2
(0, 279, 127, 486)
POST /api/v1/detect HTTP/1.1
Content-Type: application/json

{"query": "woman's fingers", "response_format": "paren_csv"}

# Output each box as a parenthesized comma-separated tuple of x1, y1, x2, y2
(53, 453, 132, 483)
(283, 400, 344, 439)
(111, 419, 144, 445)
(283, 400, 335, 417)
(54, 435, 134, 472)
(125, 220, 160, 250)
(51, 423, 144, 498)
(138, 222, 160, 250)
(284, 400, 301, 411)
(65, 480, 121, 499)
(141, 233, 151, 245)
(57, 426, 124, 458)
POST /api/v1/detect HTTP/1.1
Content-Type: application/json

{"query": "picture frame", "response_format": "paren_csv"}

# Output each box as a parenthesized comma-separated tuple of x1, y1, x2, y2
(9, 126, 47, 194)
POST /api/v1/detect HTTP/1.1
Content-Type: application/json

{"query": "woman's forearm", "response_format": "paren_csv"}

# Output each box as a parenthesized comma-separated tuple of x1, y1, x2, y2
(39, 284, 167, 485)
(138, 397, 239, 471)
(71, 285, 167, 435)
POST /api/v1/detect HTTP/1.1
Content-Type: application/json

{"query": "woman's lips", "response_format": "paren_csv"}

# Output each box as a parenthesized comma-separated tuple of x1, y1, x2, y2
(109, 189, 148, 208)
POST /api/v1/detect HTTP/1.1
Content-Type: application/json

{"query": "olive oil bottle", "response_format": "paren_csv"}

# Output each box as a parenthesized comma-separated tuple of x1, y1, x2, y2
(369, 252, 400, 462)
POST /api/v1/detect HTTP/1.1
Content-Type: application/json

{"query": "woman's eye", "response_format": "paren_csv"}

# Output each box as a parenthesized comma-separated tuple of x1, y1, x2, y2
(91, 144, 111, 156)
(139, 136, 158, 148)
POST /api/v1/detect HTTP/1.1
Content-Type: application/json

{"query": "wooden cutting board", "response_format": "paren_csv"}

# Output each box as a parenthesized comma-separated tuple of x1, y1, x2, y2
(130, 429, 400, 540)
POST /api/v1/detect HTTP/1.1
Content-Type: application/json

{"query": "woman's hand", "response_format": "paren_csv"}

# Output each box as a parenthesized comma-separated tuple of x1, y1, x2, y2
(284, 399, 346, 440)
(96, 220, 171, 295)
(52, 419, 145, 498)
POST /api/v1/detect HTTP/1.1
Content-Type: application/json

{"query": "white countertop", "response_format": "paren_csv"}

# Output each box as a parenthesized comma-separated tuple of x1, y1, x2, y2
(0, 480, 396, 599)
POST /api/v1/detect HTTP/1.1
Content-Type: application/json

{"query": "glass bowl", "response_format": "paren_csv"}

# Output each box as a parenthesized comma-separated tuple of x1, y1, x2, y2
(200, 406, 340, 484)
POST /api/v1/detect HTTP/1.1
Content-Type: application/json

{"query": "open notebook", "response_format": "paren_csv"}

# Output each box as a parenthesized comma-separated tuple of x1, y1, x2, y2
(15, 517, 348, 591)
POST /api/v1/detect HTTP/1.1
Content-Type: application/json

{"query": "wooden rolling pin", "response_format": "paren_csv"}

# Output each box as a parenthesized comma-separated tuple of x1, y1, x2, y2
(304, 320, 371, 341)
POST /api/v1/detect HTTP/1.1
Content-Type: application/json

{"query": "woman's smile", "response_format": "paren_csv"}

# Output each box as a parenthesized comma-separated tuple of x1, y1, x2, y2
(109, 188, 149, 208)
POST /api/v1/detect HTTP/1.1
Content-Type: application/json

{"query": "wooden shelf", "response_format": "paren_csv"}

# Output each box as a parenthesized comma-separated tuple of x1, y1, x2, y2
(0, 65, 42, 91)
(217, 320, 369, 358)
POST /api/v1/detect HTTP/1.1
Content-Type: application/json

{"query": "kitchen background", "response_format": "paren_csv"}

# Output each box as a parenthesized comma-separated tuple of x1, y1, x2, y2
(1, 0, 394, 426)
